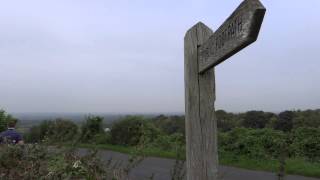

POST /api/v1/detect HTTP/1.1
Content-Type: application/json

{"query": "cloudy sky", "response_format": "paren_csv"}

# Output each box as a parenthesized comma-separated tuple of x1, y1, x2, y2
(0, 0, 319, 113)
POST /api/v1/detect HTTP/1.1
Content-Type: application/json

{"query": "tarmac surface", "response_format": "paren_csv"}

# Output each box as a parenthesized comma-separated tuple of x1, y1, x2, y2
(78, 149, 320, 180)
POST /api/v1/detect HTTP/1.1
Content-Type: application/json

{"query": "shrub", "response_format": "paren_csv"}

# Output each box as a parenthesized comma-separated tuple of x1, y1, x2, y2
(80, 116, 105, 143)
(219, 128, 286, 159)
(216, 110, 240, 131)
(293, 109, 320, 128)
(110, 116, 160, 146)
(242, 111, 273, 129)
(25, 119, 78, 143)
(152, 115, 185, 135)
(0, 110, 17, 132)
(151, 133, 185, 151)
(0, 144, 129, 179)
(290, 127, 320, 162)
(47, 119, 79, 143)
(24, 125, 41, 143)
(93, 133, 111, 144)
(274, 111, 294, 132)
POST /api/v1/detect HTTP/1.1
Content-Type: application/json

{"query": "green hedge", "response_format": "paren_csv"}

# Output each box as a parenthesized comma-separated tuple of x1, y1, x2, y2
(290, 127, 320, 162)
(219, 128, 286, 159)
(219, 127, 320, 162)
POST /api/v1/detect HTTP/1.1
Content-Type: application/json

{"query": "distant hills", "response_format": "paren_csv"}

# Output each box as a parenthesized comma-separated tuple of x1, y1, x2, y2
(12, 112, 183, 122)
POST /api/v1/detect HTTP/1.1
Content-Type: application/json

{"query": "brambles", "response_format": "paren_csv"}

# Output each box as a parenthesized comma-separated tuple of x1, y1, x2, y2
(0, 144, 148, 180)
(0, 144, 107, 179)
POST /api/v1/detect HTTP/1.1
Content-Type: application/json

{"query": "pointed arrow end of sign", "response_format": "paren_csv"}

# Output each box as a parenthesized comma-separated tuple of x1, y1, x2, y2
(247, 0, 266, 9)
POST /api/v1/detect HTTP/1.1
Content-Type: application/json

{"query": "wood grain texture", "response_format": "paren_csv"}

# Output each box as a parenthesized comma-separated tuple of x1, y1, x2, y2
(184, 22, 218, 180)
(198, 0, 266, 73)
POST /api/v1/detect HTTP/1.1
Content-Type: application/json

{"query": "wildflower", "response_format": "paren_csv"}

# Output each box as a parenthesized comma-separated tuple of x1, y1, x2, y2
(73, 160, 81, 168)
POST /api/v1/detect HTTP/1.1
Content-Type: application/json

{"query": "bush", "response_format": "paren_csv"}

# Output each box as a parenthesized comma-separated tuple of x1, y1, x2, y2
(24, 125, 41, 143)
(80, 116, 105, 143)
(152, 115, 185, 135)
(151, 133, 185, 151)
(274, 111, 294, 132)
(0, 110, 17, 132)
(290, 127, 320, 162)
(219, 128, 286, 159)
(25, 119, 78, 143)
(293, 109, 320, 128)
(110, 116, 160, 146)
(47, 119, 79, 143)
(93, 133, 111, 144)
(242, 111, 274, 129)
(216, 110, 240, 131)
(0, 144, 125, 179)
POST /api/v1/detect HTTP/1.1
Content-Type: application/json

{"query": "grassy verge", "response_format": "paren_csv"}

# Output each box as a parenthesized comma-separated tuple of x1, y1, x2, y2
(219, 152, 320, 178)
(286, 158, 320, 178)
(219, 152, 279, 172)
(69, 143, 320, 178)
(76, 143, 178, 159)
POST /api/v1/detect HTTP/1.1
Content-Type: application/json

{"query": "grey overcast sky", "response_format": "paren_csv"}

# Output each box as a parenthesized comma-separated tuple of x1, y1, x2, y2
(0, 0, 319, 113)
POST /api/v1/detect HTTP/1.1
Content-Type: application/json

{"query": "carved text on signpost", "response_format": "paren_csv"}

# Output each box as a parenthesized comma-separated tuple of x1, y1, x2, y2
(198, 0, 266, 73)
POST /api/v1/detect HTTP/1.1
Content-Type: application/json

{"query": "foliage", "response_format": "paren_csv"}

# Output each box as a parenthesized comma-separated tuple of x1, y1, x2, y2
(25, 119, 78, 143)
(47, 148, 108, 179)
(219, 126, 320, 163)
(216, 110, 240, 132)
(93, 133, 111, 145)
(110, 116, 160, 146)
(17, 109, 320, 179)
(24, 125, 41, 143)
(242, 111, 275, 129)
(0, 110, 17, 132)
(47, 119, 79, 143)
(80, 115, 105, 143)
(290, 127, 320, 162)
(293, 109, 320, 128)
(152, 115, 185, 135)
(274, 111, 294, 132)
(219, 151, 320, 178)
(0, 144, 107, 179)
(150, 133, 185, 152)
(169, 133, 186, 180)
(0, 144, 149, 180)
(219, 128, 286, 159)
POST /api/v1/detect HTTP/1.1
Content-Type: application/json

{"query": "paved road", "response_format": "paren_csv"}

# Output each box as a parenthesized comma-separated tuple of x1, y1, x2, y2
(78, 149, 319, 180)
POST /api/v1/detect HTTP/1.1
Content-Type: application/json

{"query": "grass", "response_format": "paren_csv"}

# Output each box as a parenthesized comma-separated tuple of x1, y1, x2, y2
(68, 143, 320, 178)
(219, 153, 320, 178)
(286, 158, 320, 178)
(219, 152, 279, 172)
(76, 143, 178, 159)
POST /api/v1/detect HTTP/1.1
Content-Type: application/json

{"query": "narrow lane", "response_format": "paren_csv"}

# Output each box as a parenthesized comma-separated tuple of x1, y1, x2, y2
(78, 149, 320, 180)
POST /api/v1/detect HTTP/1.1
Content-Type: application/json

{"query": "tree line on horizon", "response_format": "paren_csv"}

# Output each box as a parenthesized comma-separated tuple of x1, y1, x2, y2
(1, 109, 320, 161)
(1, 108, 320, 142)
(0, 108, 320, 178)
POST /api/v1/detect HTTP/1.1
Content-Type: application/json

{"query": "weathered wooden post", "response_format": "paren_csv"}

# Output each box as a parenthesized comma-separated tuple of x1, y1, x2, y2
(184, 0, 266, 179)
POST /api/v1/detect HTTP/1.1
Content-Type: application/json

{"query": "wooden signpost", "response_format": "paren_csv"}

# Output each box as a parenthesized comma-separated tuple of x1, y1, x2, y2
(184, 0, 266, 179)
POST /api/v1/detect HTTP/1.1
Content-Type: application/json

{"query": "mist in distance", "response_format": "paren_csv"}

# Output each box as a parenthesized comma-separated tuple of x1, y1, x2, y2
(0, 0, 319, 114)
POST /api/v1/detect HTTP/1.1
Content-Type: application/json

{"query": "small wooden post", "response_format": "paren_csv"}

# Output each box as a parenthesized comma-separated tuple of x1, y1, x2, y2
(184, 22, 219, 180)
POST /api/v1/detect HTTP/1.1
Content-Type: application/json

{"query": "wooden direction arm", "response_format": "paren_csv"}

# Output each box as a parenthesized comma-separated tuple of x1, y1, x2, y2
(198, 0, 266, 74)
